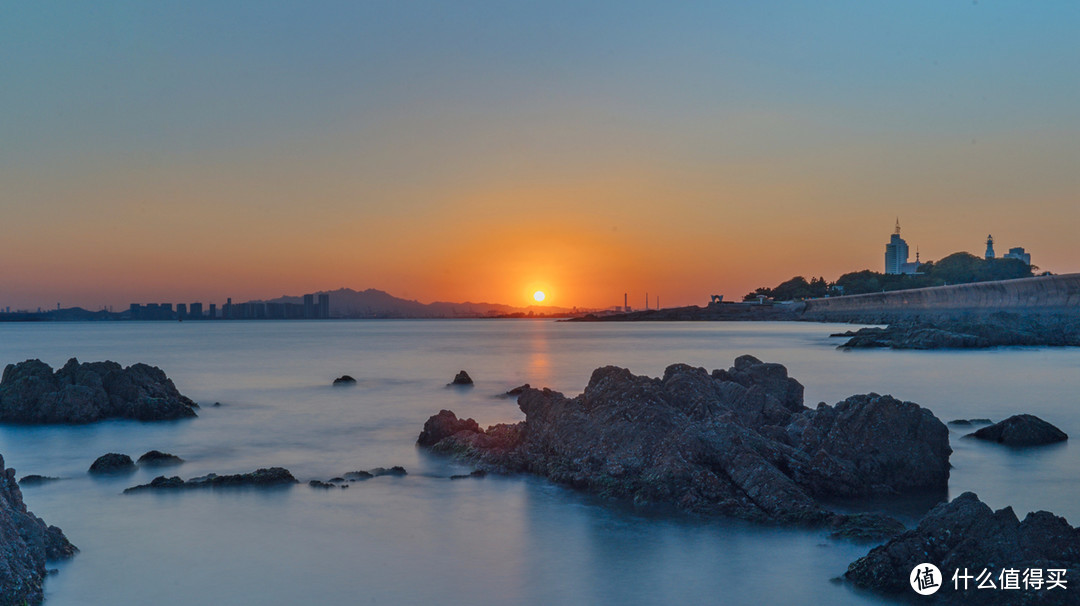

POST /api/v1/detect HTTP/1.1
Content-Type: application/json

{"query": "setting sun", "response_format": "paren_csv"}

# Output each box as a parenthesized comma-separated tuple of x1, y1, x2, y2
(533, 291, 546, 303)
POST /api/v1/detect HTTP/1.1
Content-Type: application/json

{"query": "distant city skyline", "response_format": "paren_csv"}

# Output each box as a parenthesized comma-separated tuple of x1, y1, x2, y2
(2, 2, 1078, 310)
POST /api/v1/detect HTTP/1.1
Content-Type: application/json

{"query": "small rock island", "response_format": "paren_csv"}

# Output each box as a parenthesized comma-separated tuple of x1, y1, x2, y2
(419, 355, 951, 526)
(0, 358, 198, 424)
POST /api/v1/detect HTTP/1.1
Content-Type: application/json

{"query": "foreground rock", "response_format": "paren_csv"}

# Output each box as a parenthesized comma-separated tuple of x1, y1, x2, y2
(0, 358, 198, 423)
(88, 453, 136, 474)
(332, 375, 356, 386)
(124, 467, 297, 492)
(0, 453, 76, 606)
(967, 414, 1068, 447)
(136, 450, 184, 466)
(419, 356, 951, 525)
(845, 492, 1080, 604)
(449, 371, 473, 386)
(837, 315, 1080, 350)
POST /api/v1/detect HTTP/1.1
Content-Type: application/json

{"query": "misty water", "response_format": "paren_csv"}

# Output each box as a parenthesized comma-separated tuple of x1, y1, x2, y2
(2, 320, 1079, 605)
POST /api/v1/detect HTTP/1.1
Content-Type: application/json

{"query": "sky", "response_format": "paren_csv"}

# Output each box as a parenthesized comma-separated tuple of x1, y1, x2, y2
(2, 1, 1078, 311)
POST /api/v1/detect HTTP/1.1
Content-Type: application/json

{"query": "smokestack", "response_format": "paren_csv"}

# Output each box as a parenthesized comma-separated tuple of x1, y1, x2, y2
(624, 292, 627, 312)
(646, 292, 649, 310)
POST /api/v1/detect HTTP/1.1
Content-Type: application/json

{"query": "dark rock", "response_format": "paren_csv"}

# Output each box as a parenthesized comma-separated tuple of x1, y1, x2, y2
(419, 357, 951, 525)
(124, 467, 298, 492)
(0, 358, 198, 424)
(826, 513, 906, 543)
(309, 480, 335, 489)
(845, 492, 1080, 604)
(506, 384, 531, 396)
(449, 370, 473, 386)
(417, 409, 481, 447)
(947, 418, 993, 427)
(136, 450, 184, 466)
(370, 466, 407, 477)
(343, 470, 373, 481)
(0, 453, 77, 606)
(18, 475, 60, 486)
(328, 477, 345, 483)
(134, 475, 185, 490)
(967, 414, 1068, 447)
(450, 469, 488, 480)
(88, 453, 136, 474)
(838, 314, 1080, 350)
(332, 375, 357, 386)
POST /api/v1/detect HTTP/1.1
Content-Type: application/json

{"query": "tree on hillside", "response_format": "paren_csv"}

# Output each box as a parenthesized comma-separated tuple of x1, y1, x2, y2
(743, 276, 830, 301)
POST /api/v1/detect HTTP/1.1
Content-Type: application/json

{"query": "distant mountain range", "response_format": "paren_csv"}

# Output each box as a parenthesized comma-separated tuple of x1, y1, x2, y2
(255, 288, 583, 318)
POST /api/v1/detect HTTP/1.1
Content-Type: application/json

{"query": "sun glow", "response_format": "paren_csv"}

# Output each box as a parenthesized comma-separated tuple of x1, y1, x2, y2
(533, 291, 546, 302)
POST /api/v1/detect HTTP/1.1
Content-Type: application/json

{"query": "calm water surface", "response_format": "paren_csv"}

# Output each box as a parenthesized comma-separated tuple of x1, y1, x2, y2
(1, 320, 1078, 605)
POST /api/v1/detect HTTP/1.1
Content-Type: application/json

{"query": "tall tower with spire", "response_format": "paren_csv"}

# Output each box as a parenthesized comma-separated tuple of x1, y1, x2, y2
(885, 219, 910, 274)
(985, 235, 995, 259)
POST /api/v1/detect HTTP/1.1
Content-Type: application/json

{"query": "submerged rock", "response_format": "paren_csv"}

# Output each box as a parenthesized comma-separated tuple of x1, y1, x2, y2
(947, 418, 993, 427)
(845, 492, 1080, 604)
(0, 453, 77, 606)
(18, 475, 60, 486)
(332, 375, 357, 386)
(967, 414, 1068, 447)
(123, 467, 298, 492)
(136, 450, 184, 466)
(369, 466, 407, 477)
(419, 356, 951, 525)
(88, 453, 136, 474)
(0, 358, 198, 424)
(450, 470, 487, 480)
(449, 371, 473, 386)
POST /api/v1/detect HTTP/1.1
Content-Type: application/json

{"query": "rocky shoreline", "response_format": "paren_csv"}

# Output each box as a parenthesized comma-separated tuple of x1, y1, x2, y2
(835, 314, 1080, 350)
(0, 454, 76, 606)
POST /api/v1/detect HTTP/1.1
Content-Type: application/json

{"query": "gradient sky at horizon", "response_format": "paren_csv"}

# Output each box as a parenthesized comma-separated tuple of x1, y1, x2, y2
(2, 1, 1078, 310)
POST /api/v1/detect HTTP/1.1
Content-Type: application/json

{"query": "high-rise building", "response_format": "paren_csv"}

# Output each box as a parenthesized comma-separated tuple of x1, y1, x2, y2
(176, 303, 187, 319)
(189, 302, 203, 319)
(885, 219, 910, 275)
(317, 294, 330, 319)
(304, 294, 315, 319)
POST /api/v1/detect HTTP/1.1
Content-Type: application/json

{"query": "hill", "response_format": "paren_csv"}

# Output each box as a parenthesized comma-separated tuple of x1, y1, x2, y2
(256, 288, 581, 318)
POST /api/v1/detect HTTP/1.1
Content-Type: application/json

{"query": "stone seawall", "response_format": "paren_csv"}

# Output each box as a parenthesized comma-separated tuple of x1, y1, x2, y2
(803, 274, 1080, 323)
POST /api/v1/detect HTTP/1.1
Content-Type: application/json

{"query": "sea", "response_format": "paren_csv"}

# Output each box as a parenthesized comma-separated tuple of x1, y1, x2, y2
(1, 320, 1077, 605)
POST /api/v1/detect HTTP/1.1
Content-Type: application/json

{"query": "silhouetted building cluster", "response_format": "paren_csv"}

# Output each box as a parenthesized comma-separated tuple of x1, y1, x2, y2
(129, 294, 330, 320)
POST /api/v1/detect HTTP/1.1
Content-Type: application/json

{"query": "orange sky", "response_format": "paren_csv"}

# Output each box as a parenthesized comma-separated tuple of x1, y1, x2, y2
(2, 4, 1077, 311)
